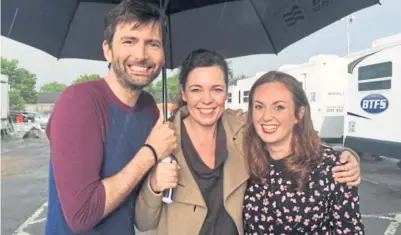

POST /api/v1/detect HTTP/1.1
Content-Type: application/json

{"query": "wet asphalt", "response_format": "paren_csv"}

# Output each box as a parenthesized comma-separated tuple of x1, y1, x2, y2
(1, 137, 400, 235)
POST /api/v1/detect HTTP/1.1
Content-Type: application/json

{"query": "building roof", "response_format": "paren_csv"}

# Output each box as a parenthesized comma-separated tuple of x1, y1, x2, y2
(38, 92, 62, 104)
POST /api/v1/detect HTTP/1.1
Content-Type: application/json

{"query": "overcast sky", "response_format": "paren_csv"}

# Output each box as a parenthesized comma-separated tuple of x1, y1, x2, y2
(1, 0, 400, 89)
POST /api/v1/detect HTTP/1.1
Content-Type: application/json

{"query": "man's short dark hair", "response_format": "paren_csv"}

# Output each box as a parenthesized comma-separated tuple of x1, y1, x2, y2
(104, 0, 166, 47)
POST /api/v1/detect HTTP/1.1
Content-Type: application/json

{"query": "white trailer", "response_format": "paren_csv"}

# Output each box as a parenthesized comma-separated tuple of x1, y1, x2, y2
(343, 34, 401, 160)
(1, 74, 12, 136)
(226, 72, 266, 111)
(278, 55, 348, 143)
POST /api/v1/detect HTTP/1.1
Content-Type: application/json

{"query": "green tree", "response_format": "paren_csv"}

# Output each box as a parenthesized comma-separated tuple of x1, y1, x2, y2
(72, 74, 101, 85)
(1, 57, 38, 110)
(144, 75, 180, 103)
(40, 82, 67, 92)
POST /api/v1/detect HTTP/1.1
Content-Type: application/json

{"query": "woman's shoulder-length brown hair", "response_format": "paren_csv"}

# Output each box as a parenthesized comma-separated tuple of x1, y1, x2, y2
(243, 71, 322, 191)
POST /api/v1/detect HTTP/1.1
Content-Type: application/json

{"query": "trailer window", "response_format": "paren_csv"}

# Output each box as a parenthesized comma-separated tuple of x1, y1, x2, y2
(243, 90, 250, 103)
(358, 61, 392, 81)
(358, 61, 392, 91)
(358, 80, 391, 91)
(227, 92, 232, 103)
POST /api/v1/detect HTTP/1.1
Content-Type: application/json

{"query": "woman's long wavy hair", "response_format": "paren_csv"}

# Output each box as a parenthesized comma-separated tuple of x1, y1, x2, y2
(169, 48, 229, 120)
(244, 71, 322, 191)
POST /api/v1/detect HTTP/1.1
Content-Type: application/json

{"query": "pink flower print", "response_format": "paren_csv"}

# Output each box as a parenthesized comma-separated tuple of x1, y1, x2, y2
(336, 221, 342, 227)
(258, 224, 265, 230)
(351, 202, 355, 210)
(280, 184, 287, 191)
(311, 224, 318, 230)
(254, 215, 259, 223)
(334, 212, 341, 220)
(353, 196, 359, 202)
(256, 193, 262, 199)
(313, 206, 320, 211)
(295, 215, 302, 222)
(284, 225, 291, 231)
(340, 185, 345, 193)
(301, 197, 306, 203)
(303, 219, 310, 226)
(261, 214, 266, 222)
(334, 204, 341, 210)
(312, 214, 320, 221)
(286, 192, 295, 197)
(277, 218, 283, 224)
(290, 198, 297, 204)
(309, 182, 315, 188)
(269, 225, 274, 231)
(319, 179, 324, 186)
(304, 207, 311, 213)
(275, 190, 281, 195)
(262, 206, 268, 213)
(278, 178, 283, 184)
(345, 212, 350, 219)
(283, 207, 290, 213)
(276, 210, 282, 217)
(267, 216, 273, 222)
(314, 190, 321, 197)
(263, 198, 269, 206)
(272, 201, 276, 208)
(281, 195, 286, 202)
(344, 192, 351, 199)
(286, 216, 293, 222)
(293, 206, 300, 213)
(330, 183, 335, 191)
(309, 196, 315, 203)
(344, 228, 351, 233)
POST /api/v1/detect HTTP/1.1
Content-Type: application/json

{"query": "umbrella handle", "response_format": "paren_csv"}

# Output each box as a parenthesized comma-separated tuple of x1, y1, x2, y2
(162, 154, 176, 204)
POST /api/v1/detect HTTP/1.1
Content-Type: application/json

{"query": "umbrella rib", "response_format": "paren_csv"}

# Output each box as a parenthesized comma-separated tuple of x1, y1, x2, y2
(56, 3, 80, 59)
(248, 0, 278, 54)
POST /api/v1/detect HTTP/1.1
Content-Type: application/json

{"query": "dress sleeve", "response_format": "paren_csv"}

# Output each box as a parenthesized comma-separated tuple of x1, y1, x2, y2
(328, 152, 365, 234)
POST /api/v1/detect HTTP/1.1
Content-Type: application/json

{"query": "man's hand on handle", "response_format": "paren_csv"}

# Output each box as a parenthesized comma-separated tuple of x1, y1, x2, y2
(146, 111, 177, 161)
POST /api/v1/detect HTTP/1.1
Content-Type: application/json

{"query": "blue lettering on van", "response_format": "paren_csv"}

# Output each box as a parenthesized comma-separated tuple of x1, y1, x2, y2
(360, 94, 388, 114)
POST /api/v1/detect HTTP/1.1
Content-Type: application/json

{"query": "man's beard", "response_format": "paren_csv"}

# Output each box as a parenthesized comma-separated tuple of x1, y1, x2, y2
(111, 58, 157, 92)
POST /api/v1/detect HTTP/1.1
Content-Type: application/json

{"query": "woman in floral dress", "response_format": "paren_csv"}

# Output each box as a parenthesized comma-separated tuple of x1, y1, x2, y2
(242, 71, 364, 235)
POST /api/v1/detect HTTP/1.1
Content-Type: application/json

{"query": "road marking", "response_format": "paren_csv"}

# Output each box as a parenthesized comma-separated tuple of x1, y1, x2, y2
(384, 213, 401, 235)
(10, 202, 401, 235)
(362, 177, 401, 192)
(12, 202, 48, 235)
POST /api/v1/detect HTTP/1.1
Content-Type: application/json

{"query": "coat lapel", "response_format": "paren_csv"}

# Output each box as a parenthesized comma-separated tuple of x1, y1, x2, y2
(172, 108, 206, 207)
(221, 113, 249, 202)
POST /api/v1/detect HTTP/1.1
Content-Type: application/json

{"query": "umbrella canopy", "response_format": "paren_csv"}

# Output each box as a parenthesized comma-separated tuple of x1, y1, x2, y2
(1, 0, 379, 69)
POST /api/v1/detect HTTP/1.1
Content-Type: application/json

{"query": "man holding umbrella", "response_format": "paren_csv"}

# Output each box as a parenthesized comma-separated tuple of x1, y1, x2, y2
(45, 1, 177, 235)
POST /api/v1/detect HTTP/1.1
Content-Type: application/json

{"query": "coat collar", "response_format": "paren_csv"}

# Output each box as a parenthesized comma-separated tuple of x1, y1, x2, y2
(171, 106, 249, 207)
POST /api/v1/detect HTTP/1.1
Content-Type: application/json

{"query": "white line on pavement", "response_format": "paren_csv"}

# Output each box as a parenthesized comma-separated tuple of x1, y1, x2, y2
(11, 201, 48, 235)
(384, 213, 401, 235)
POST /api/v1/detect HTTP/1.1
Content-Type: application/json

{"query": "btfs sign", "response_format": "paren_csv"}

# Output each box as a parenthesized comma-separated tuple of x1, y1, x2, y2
(360, 94, 389, 114)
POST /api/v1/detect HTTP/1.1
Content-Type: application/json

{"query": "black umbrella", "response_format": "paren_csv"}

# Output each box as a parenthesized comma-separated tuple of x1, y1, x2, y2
(1, 0, 380, 119)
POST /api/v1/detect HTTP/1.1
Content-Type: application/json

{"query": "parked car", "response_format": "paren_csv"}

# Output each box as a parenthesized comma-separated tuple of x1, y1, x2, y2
(34, 112, 51, 129)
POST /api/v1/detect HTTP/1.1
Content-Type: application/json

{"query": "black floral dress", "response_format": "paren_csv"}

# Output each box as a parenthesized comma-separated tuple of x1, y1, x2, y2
(243, 147, 364, 235)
